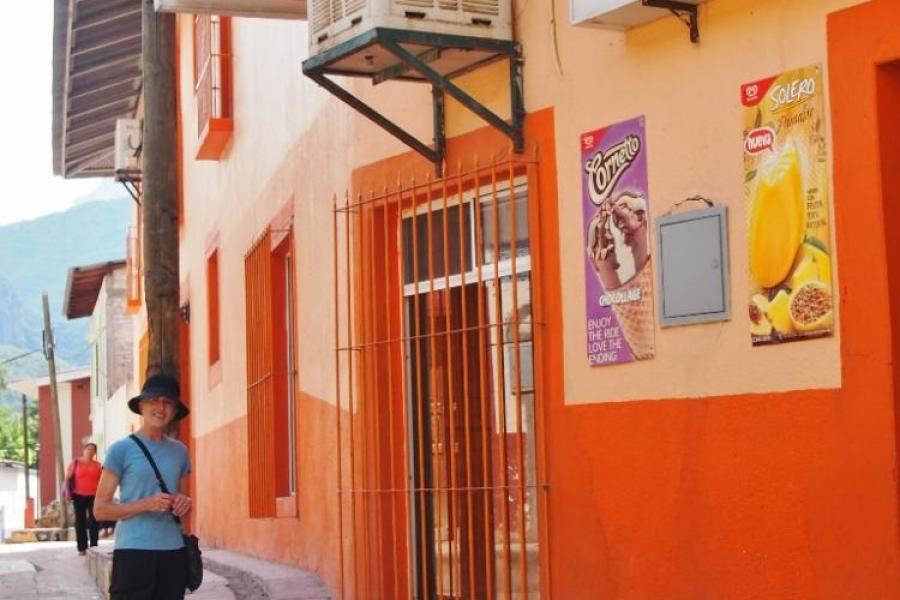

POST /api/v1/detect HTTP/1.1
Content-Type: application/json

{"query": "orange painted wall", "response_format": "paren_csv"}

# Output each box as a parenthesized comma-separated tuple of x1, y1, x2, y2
(37, 378, 91, 505)
(193, 391, 341, 584)
(540, 1, 900, 598)
(37, 385, 56, 505)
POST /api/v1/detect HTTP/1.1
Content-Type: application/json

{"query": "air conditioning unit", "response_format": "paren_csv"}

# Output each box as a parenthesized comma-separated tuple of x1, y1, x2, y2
(571, 0, 704, 29)
(310, 0, 512, 55)
(114, 119, 142, 181)
(155, 0, 307, 19)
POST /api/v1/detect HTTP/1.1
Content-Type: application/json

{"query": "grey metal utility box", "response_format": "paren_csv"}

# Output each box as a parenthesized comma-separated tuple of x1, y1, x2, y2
(656, 206, 730, 327)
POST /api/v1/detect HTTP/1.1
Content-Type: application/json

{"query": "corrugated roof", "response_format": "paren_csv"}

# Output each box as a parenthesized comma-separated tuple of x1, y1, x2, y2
(63, 260, 126, 319)
(53, 0, 143, 178)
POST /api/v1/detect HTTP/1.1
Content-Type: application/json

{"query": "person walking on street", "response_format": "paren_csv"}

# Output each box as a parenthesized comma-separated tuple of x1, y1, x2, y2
(94, 373, 193, 600)
(66, 442, 101, 555)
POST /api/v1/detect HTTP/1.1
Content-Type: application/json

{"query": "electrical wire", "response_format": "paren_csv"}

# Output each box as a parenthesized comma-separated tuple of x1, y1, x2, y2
(549, 0, 565, 76)
(0, 349, 41, 366)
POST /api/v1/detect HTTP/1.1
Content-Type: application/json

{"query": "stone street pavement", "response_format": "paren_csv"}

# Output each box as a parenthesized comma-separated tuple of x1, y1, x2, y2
(0, 540, 103, 599)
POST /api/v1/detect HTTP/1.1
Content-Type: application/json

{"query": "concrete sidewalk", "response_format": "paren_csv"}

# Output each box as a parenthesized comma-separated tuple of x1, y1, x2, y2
(0, 538, 331, 600)
(0, 540, 103, 599)
(87, 542, 331, 600)
(88, 542, 234, 599)
(202, 548, 332, 599)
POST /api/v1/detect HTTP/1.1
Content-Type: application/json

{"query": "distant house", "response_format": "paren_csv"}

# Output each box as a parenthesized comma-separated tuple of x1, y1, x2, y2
(63, 260, 138, 455)
(9, 368, 90, 508)
(0, 460, 39, 539)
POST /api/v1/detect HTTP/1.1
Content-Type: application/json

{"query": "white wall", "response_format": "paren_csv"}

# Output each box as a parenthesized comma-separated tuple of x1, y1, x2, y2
(0, 462, 38, 541)
(103, 384, 136, 456)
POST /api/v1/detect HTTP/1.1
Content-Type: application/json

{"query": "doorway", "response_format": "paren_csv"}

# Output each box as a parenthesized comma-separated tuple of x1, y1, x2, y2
(402, 179, 540, 599)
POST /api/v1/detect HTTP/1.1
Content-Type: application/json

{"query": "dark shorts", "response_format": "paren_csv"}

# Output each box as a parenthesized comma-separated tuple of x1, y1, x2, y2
(110, 548, 188, 600)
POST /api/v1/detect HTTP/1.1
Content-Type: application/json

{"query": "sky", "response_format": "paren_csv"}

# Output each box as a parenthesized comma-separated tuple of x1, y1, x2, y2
(0, 2, 106, 226)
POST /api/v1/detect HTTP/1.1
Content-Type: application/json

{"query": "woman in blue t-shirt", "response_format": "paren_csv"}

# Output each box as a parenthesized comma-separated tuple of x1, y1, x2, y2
(94, 373, 192, 600)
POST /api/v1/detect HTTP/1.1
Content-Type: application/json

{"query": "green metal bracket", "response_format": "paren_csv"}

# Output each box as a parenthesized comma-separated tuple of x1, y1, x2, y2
(642, 0, 700, 43)
(302, 28, 525, 175)
(374, 47, 441, 85)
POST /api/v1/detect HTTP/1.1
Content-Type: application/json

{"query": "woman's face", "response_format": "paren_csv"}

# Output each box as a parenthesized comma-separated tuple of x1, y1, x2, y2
(139, 396, 177, 429)
(83, 444, 97, 459)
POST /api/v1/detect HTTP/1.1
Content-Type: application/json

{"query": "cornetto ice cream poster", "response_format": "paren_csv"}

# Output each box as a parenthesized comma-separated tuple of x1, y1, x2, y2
(742, 64, 833, 345)
(581, 116, 655, 367)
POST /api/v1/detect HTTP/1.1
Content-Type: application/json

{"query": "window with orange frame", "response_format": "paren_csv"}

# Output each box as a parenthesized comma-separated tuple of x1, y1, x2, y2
(193, 14, 232, 160)
(245, 225, 298, 518)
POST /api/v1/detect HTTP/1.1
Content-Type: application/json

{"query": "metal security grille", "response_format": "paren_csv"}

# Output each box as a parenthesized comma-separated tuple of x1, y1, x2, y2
(245, 229, 277, 518)
(334, 157, 544, 599)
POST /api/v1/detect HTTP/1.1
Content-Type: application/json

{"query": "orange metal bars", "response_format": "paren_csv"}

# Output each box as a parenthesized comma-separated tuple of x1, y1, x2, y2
(334, 156, 544, 599)
(245, 229, 277, 518)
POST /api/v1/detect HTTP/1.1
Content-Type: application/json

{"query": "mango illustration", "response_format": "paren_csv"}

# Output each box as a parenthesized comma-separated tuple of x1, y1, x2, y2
(765, 290, 795, 335)
(790, 254, 819, 290)
(788, 242, 832, 291)
(749, 143, 806, 288)
(815, 247, 832, 286)
(803, 242, 831, 286)
(749, 294, 773, 336)
(789, 280, 833, 332)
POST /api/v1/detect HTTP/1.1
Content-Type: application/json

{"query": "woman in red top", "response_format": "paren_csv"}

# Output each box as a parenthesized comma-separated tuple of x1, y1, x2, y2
(66, 442, 102, 555)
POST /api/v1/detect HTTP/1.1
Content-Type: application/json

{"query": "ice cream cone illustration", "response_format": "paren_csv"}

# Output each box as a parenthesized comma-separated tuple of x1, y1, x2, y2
(610, 262, 655, 359)
(586, 191, 655, 360)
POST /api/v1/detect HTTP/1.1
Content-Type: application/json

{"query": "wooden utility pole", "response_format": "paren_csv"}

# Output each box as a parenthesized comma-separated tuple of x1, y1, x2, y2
(142, 0, 180, 378)
(42, 292, 68, 530)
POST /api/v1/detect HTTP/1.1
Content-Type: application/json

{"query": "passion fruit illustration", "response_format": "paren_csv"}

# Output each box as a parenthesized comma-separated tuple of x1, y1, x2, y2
(789, 280, 833, 332)
(749, 294, 773, 336)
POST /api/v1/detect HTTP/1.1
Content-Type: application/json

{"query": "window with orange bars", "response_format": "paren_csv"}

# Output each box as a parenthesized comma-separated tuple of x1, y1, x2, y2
(193, 14, 232, 160)
(206, 248, 220, 366)
(245, 228, 299, 518)
(334, 157, 547, 599)
(125, 208, 142, 313)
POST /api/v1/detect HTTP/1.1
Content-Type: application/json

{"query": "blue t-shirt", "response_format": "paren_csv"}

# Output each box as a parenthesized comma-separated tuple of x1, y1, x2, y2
(103, 433, 191, 550)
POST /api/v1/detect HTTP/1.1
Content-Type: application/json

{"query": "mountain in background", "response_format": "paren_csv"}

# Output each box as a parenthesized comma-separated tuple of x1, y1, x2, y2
(73, 179, 128, 206)
(0, 193, 132, 371)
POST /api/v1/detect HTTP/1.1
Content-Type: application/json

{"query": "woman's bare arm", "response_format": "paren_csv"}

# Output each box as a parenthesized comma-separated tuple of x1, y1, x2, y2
(93, 469, 173, 522)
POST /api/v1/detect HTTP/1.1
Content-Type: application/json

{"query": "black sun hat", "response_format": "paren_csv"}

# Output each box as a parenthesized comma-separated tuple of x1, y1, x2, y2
(128, 373, 190, 421)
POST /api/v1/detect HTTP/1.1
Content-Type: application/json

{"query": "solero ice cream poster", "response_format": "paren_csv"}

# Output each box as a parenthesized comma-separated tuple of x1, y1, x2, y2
(581, 116, 655, 367)
(742, 65, 834, 345)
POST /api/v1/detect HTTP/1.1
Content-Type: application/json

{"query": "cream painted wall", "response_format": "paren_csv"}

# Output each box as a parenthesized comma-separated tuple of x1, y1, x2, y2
(179, 0, 861, 438)
(90, 278, 108, 450)
(178, 16, 434, 436)
(59, 383, 73, 467)
(104, 384, 135, 457)
(519, 0, 855, 403)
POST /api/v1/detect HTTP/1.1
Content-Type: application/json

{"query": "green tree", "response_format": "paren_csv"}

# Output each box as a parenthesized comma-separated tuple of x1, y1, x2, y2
(0, 404, 38, 468)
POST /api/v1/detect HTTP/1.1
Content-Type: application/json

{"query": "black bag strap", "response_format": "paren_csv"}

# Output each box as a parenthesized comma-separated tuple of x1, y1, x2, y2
(129, 434, 182, 526)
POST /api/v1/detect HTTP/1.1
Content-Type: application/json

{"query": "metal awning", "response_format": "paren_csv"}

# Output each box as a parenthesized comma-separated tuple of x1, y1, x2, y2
(154, 0, 306, 19)
(53, 0, 143, 178)
(63, 260, 126, 319)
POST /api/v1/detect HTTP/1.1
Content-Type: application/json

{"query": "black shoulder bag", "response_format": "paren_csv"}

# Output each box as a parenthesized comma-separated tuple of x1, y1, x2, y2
(130, 434, 203, 592)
